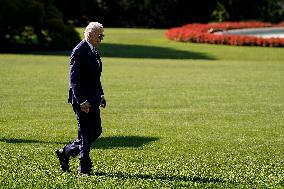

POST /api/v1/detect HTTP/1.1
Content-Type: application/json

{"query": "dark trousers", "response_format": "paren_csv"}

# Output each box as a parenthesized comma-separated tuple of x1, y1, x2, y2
(63, 105, 102, 173)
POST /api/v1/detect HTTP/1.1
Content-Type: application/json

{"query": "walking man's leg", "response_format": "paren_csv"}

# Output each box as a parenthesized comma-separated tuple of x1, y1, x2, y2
(78, 108, 102, 175)
(56, 106, 102, 175)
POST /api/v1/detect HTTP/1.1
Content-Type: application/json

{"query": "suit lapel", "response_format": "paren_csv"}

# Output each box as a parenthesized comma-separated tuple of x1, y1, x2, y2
(93, 48, 102, 67)
(83, 40, 102, 72)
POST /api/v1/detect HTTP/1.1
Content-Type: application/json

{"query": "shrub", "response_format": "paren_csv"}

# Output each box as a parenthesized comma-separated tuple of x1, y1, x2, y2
(0, 0, 80, 51)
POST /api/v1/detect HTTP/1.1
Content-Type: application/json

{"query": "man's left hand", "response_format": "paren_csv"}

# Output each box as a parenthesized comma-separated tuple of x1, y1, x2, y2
(100, 95, 106, 108)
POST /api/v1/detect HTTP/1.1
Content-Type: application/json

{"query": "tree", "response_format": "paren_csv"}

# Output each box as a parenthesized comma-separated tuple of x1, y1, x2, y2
(53, 0, 284, 28)
(55, 0, 102, 26)
(258, 0, 284, 23)
(0, 0, 80, 50)
(211, 0, 284, 23)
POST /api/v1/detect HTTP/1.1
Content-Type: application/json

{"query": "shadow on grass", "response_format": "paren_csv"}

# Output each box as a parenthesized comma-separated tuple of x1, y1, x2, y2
(92, 136, 159, 149)
(0, 138, 66, 145)
(0, 136, 158, 149)
(2, 43, 215, 60)
(94, 171, 225, 184)
(99, 43, 215, 59)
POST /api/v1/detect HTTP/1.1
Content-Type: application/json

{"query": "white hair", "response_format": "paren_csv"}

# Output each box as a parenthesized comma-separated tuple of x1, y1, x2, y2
(84, 22, 103, 41)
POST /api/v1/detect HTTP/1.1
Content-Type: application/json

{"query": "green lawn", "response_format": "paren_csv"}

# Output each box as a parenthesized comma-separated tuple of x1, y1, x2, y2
(0, 28, 284, 188)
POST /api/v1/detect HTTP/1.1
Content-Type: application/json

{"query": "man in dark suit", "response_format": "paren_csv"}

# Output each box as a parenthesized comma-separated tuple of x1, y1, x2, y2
(55, 22, 106, 175)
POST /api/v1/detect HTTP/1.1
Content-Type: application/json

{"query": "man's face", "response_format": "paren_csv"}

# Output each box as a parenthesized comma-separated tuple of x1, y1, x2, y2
(90, 28, 104, 47)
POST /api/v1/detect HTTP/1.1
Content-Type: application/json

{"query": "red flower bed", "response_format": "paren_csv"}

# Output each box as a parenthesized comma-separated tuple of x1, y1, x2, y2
(165, 21, 284, 47)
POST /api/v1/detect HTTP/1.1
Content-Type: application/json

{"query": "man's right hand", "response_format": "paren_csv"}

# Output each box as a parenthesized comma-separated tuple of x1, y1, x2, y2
(80, 101, 91, 113)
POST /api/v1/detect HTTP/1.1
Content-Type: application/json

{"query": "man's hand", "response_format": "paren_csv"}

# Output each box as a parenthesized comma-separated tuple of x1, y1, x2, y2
(100, 95, 106, 108)
(80, 101, 91, 113)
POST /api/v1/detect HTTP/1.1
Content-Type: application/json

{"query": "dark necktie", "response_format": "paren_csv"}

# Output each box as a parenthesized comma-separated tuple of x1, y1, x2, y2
(92, 48, 101, 67)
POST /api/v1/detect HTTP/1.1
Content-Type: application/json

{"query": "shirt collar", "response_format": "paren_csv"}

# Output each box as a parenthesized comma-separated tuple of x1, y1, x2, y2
(86, 40, 95, 51)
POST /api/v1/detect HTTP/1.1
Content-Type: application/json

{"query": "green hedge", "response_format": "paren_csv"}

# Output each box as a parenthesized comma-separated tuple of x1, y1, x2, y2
(0, 0, 80, 51)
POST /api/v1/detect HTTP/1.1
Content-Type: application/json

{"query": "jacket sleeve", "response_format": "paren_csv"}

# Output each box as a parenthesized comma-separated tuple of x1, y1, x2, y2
(96, 51, 104, 96)
(69, 49, 86, 105)
(98, 81, 104, 96)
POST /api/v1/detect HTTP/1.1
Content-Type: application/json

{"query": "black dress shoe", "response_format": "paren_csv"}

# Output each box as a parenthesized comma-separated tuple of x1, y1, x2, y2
(78, 165, 92, 176)
(78, 171, 92, 176)
(78, 166, 92, 176)
(55, 149, 70, 172)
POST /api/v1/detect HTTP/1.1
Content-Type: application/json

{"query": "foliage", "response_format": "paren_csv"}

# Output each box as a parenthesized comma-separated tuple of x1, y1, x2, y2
(211, 1, 229, 22)
(55, 0, 101, 25)
(54, 0, 284, 28)
(0, 0, 80, 50)
(165, 21, 284, 47)
(260, 0, 284, 23)
(211, 0, 284, 23)
(0, 28, 284, 188)
(1, 0, 284, 50)
(55, 0, 215, 28)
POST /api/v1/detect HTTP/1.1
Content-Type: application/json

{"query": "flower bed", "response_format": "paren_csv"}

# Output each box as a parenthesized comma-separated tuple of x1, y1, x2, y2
(165, 21, 284, 47)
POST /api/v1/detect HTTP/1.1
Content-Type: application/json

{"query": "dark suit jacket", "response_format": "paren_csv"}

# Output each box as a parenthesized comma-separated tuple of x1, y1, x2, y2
(68, 40, 104, 108)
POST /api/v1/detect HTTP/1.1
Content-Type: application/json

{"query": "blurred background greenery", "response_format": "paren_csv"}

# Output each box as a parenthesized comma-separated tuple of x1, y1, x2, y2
(0, 0, 284, 50)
